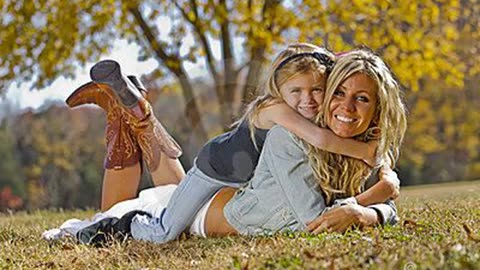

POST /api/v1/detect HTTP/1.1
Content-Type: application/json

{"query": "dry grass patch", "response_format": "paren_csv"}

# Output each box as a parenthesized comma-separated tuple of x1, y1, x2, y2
(1, 181, 480, 269)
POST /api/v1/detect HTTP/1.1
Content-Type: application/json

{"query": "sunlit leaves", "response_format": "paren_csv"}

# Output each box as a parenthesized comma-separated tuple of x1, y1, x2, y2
(0, 0, 117, 90)
(315, 0, 464, 91)
(0, 0, 478, 185)
(1, 0, 474, 96)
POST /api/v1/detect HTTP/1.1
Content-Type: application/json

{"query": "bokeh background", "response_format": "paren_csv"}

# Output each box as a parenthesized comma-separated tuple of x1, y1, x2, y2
(0, 0, 478, 210)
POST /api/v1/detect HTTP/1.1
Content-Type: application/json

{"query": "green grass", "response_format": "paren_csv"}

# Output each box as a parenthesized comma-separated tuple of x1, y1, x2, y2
(1, 181, 480, 269)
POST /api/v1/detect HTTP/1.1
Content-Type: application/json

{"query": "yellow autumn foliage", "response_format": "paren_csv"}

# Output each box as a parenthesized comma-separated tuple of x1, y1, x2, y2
(0, 0, 477, 191)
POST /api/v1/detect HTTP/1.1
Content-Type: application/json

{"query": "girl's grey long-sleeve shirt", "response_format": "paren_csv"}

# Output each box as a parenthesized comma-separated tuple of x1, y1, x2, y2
(223, 125, 398, 235)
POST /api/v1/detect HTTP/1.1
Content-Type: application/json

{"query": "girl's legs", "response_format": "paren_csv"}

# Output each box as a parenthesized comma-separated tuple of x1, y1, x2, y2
(67, 76, 184, 211)
(77, 164, 225, 244)
(101, 163, 142, 211)
(67, 82, 145, 210)
(89, 60, 183, 176)
(130, 165, 225, 243)
(87, 60, 238, 243)
(204, 187, 238, 236)
(150, 156, 185, 186)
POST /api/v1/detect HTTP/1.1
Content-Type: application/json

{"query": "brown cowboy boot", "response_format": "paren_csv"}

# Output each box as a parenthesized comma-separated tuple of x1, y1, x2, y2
(90, 60, 182, 172)
(66, 81, 143, 170)
(124, 98, 183, 172)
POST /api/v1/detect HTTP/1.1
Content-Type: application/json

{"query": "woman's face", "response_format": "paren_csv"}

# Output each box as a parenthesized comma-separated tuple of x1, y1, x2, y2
(328, 72, 378, 138)
(279, 72, 326, 119)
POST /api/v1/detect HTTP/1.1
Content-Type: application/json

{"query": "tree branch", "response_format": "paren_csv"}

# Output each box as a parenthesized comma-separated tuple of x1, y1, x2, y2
(128, 6, 180, 73)
(174, 0, 219, 82)
(128, 5, 208, 143)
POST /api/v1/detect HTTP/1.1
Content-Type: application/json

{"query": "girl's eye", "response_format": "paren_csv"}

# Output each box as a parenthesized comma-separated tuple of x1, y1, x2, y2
(290, 88, 300, 93)
(333, 90, 344, 96)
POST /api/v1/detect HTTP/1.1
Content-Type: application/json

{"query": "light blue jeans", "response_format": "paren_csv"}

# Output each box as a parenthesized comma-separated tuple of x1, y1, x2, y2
(130, 162, 246, 243)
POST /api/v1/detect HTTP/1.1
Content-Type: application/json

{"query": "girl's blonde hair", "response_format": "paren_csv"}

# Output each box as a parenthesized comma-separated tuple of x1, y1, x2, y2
(303, 48, 407, 204)
(237, 43, 335, 148)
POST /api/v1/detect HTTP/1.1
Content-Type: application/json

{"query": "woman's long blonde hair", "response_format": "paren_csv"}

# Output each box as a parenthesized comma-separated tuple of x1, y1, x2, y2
(236, 43, 335, 149)
(303, 49, 407, 204)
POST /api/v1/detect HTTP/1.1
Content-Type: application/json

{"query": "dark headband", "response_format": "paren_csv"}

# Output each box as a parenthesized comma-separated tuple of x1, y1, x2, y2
(276, 52, 335, 73)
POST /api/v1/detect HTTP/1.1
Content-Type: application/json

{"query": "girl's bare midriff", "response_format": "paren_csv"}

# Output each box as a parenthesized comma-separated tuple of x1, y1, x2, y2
(204, 187, 239, 236)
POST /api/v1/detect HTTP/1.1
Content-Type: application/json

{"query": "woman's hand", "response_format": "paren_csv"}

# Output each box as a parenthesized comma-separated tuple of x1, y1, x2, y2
(306, 205, 379, 234)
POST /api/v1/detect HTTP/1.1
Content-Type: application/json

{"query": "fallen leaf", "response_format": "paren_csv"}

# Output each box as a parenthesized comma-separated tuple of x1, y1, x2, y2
(462, 223, 480, 242)
(403, 219, 417, 227)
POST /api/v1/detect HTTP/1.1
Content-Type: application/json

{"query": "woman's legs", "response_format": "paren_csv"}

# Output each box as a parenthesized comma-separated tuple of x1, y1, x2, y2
(99, 156, 184, 216)
(67, 82, 144, 210)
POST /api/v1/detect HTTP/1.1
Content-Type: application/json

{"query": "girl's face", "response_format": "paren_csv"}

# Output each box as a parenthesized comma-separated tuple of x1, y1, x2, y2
(279, 72, 326, 119)
(327, 72, 378, 138)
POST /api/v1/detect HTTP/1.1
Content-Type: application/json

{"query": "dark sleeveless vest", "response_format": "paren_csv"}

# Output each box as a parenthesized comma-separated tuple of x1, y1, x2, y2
(196, 120, 268, 183)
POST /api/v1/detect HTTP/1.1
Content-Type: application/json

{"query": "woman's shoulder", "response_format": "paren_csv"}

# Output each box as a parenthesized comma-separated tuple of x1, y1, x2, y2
(265, 125, 305, 155)
(267, 125, 294, 140)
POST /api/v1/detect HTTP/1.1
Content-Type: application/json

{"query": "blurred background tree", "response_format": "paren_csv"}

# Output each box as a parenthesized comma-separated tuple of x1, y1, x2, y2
(0, 119, 24, 209)
(0, 0, 478, 210)
(11, 105, 105, 209)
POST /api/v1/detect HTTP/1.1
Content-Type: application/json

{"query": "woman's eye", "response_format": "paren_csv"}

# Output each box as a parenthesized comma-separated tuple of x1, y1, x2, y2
(356, 96, 370, 102)
(290, 89, 300, 93)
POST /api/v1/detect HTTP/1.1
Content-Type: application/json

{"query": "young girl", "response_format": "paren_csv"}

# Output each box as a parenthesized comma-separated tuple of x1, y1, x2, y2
(65, 43, 398, 243)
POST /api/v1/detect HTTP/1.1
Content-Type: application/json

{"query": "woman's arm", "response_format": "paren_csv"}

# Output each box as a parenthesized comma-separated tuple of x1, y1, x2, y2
(260, 103, 378, 167)
(355, 165, 400, 205)
(307, 204, 379, 233)
(306, 166, 400, 233)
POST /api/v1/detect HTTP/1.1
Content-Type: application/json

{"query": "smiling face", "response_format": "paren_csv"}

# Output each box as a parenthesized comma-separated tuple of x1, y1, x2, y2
(328, 72, 378, 138)
(279, 72, 326, 119)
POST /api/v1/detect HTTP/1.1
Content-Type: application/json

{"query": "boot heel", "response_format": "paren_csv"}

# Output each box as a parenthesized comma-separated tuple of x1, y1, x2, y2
(90, 60, 143, 108)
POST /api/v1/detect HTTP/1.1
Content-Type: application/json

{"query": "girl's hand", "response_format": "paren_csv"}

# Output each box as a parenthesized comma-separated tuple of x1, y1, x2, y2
(306, 205, 379, 233)
(379, 165, 400, 200)
(363, 140, 380, 167)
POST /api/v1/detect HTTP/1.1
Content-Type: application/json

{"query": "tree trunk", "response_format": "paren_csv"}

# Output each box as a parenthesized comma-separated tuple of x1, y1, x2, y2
(173, 66, 209, 145)
(219, 0, 237, 130)
(129, 6, 208, 146)
(239, 0, 278, 114)
(240, 46, 266, 113)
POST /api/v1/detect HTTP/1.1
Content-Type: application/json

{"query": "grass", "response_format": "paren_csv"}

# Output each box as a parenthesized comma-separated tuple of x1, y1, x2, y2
(1, 180, 480, 269)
